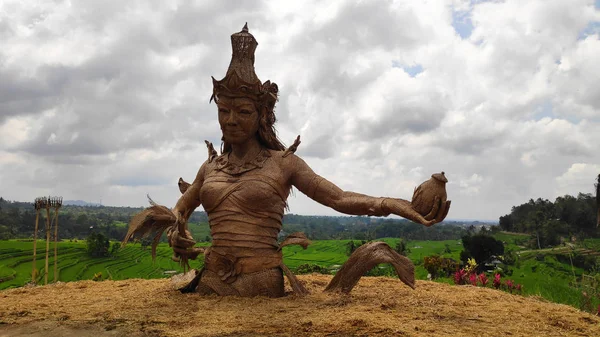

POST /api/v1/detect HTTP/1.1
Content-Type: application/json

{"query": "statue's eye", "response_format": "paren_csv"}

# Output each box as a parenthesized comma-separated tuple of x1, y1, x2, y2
(240, 109, 252, 115)
(219, 108, 230, 114)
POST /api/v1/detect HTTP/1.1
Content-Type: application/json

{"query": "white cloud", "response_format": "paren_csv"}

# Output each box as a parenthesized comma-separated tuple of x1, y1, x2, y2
(0, 0, 599, 221)
(556, 163, 600, 196)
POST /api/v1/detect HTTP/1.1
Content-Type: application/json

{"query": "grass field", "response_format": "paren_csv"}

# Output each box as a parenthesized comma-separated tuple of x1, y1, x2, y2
(0, 240, 195, 289)
(0, 238, 461, 290)
(1, 235, 598, 311)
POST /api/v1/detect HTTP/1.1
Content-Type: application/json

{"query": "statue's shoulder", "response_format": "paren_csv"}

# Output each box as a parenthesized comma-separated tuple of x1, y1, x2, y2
(270, 135, 302, 167)
(269, 149, 300, 162)
(268, 149, 308, 176)
(201, 157, 219, 173)
(196, 141, 221, 179)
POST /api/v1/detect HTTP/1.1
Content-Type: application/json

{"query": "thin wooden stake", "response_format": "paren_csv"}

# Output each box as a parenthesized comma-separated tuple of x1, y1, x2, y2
(45, 205, 50, 285)
(32, 207, 39, 284)
(53, 207, 59, 283)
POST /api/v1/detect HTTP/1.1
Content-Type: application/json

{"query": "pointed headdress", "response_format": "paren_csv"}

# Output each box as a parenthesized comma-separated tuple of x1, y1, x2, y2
(210, 23, 278, 113)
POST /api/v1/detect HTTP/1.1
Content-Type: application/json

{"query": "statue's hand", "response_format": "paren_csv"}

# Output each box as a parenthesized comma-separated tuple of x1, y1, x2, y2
(422, 195, 451, 224)
(167, 212, 198, 262)
(383, 197, 450, 227)
(167, 227, 195, 249)
(421, 196, 451, 226)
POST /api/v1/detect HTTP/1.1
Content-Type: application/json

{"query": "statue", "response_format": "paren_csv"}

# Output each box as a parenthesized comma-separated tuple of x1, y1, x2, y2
(123, 24, 451, 297)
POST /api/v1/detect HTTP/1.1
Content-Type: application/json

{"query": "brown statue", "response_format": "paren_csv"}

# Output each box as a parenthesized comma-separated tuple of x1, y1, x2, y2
(123, 24, 450, 297)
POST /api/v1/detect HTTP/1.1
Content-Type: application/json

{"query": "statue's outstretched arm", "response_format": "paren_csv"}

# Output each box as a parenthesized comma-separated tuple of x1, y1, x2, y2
(289, 155, 448, 226)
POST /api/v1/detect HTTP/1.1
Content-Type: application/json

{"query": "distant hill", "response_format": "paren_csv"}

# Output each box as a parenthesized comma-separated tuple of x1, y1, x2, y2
(2, 196, 495, 242)
(63, 200, 102, 207)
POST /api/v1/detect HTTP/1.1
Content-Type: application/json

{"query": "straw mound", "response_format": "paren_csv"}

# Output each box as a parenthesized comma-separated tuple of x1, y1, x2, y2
(1, 275, 599, 337)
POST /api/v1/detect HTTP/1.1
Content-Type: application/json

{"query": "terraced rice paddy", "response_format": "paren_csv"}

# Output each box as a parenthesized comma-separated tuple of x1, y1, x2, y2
(0, 240, 194, 289)
(1, 238, 462, 290)
(2, 236, 598, 312)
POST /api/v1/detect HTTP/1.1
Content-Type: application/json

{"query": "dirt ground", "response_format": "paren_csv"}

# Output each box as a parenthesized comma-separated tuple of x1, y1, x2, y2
(1, 275, 599, 337)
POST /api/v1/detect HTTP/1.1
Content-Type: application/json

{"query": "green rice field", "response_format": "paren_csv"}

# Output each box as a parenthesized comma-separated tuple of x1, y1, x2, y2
(1, 236, 598, 311)
(0, 238, 460, 290)
(0, 240, 194, 289)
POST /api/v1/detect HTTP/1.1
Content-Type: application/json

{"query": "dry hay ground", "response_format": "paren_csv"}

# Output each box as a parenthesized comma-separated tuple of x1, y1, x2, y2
(1, 275, 599, 337)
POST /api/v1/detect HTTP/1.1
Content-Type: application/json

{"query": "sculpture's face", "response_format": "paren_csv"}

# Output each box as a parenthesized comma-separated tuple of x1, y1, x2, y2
(217, 96, 260, 145)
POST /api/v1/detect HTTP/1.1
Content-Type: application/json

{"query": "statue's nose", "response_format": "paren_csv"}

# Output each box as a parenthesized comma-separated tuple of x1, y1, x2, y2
(226, 112, 238, 125)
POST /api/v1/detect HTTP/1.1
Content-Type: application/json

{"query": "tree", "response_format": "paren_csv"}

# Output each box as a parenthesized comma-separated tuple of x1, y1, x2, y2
(499, 214, 513, 232)
(480, 226, 489, 235)
(110, 241, 120, 256)
(394, 239, 410, 256)
(529, 210, 545, 250)
(346, 240, 356, 256)
(140, 237, 153, 250)
(86, 232, 110, 258)
(460, 234, 504, 272)
(466, 225, 476, 236)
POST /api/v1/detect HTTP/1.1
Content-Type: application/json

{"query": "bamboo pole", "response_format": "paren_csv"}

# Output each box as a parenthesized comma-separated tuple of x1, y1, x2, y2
(53, 207, 59, 283)
(45, 204, 50, 285)
(31, 204, 40, 284)
(596, 174, 600, 227)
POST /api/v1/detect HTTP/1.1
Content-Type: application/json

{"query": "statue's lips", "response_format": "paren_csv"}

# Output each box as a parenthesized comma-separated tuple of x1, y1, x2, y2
(223, 129, 245, 136)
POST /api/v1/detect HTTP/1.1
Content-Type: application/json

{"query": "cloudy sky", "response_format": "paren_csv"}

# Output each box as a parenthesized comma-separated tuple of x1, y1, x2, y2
(1, 0, 599, 221)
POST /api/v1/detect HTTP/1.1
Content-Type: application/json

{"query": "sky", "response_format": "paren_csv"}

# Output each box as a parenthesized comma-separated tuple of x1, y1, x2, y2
(1, 0, 599, 221)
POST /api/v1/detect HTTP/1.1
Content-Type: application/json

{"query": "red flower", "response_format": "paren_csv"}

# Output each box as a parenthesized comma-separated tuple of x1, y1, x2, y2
(505, 279, 514, 293)
(493, 274, 501, 289)
(454, 269, 467, 285)
(469, 273, 478, 286)
(478, 273, 488, 286)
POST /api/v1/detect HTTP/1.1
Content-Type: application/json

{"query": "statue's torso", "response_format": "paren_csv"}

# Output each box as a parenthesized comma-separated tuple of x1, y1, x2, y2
(198, 149, 290, 278)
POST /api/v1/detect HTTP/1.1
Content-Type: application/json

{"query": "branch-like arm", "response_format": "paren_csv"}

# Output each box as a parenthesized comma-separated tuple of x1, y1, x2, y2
(290, 155, 440, 226)
(165, 162, 209, 268)
(173, 162, 206, 224)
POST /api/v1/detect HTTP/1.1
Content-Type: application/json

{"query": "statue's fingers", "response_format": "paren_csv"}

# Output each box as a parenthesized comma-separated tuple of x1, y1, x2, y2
(436, 200, 451, 223)
(179, 233, 195, 242)
(424, 196, 441, 221)
(183, 229, 194, 240)
(176, 236, 196, 248)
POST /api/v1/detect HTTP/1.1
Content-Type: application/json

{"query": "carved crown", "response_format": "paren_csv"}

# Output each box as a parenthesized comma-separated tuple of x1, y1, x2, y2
(211, 23, 278, 110)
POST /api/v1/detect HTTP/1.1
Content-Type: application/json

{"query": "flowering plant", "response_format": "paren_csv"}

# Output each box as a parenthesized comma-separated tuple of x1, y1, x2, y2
(469, 273, 478, 286)
(451, 266, 522, 298)
(454, 269, 467, 285)
(505, 279, 514, 292)
(493, 273, 502, 289)
(478, 273, 488, 286)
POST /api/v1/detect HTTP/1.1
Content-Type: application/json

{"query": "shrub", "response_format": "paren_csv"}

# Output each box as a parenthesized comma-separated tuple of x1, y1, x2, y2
(86, 232, 110, 258)
(460, 234, 504, 272)
(424, 255, 458, 279)
(296, 263, 329, 275)
(366, 265, 396, 277)
(110, 242, 120, 256)
(395, 239, 410, 256)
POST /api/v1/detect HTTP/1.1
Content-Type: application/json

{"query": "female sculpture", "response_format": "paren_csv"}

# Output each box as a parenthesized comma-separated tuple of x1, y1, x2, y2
(124, 24, 450, 297)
